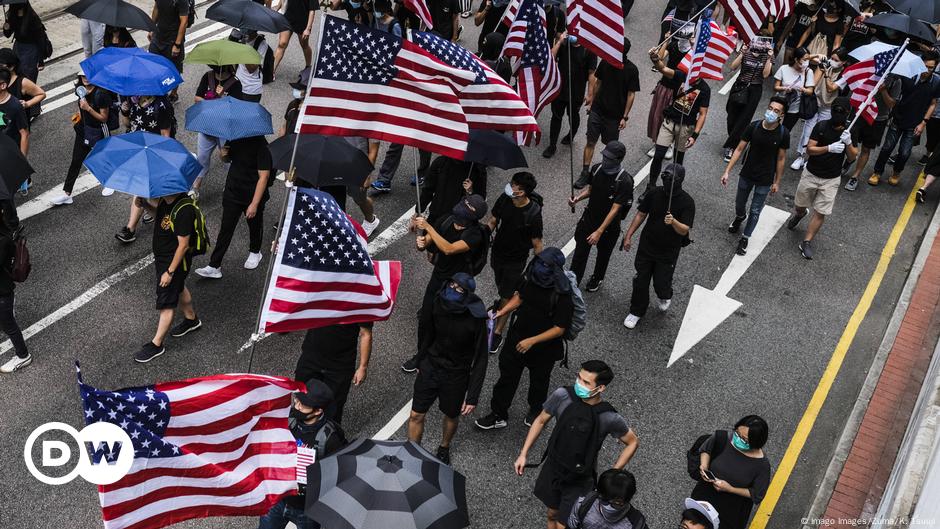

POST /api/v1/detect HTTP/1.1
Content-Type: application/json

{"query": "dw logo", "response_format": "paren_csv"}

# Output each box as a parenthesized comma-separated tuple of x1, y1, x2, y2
(24, 422, 134, 485)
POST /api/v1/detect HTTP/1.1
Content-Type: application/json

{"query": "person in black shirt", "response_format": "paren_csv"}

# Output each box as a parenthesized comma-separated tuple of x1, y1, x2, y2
(53, 74, 111, 206)
(416, 155, 487, 226)
(479, 31, 512, 84)
(568, 141, 633, 292)
(622, 163, 694, 329)
(193, 66, 244, 196)
(721, 96, 790, 256)
(148, 0, 188, 99)
(474, 0, 509, 54)
(430, 0, 460, 41)
(276, 0, 316, 76)
(543, 32, 597, 159)
(409, 272, 488, 464)
(134, 193, 202, 363)
(2, 3, 46, 83)
(295, 322, 373, 424)
(488, 171, 544, 352)
(0, 215, 29, 374)
(0, 67, 28, 156)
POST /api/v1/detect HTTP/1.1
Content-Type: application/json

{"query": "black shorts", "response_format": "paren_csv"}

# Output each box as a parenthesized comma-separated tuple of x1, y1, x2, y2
(926, 149, 940, 177)
(491, 256, 526, 299)
(411, 359, 469, 418)
(533, 458, 594, 519)
(149, 41, 184, 74)
(154, 258, 191, 310)
(853, 119, 888, 150)
(585, 111, 620, 145)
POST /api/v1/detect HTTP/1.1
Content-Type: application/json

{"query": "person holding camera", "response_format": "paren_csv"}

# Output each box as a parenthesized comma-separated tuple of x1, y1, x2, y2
(721, 40, 774, 163)
(790, 47, 846, 172)
(52, 73, 111, 206)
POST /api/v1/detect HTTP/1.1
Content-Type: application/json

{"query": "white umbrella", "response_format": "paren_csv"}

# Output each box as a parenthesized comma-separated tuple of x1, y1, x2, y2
(848, 41, 927, 79)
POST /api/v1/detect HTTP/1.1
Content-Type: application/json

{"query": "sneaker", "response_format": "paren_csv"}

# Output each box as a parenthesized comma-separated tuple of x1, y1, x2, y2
(187, 189, 199, 200)
(401, 356, 419, 373)
(658, 298, 671, 311)
(786, 211, 807, 230)
(585, 276, 603, 292)
(50, 194, 73, 206)
(622, 314, 641, 329)
(101, 187, 115, 197)
(722, 148, 733, 162)
(134, 342, 166, 363)
(244, 252, 263, 270)
(919, 154, 931, 165)
(115, 227, 137, 243)
(475, 413, 508, 430)
(524, 409, 539, 427)
(560, 133, 572, 146)
(573, 169, 590, 189)
(362, 216, 380, 237)
(142, 212, 154, 224)
(646, 146, 656, 158)
(409, 174, 423, 187)
(868, 173, 881, 186)
(665, 145, 674, 160)
(790, 156, 805, 171)
(170, 317, 202, 338)
(728, 215, 746, 234)
(542, 144, 557, 158)
(456, 25, 463, 39)
(736, 237, 748, 256)
(460, 10, 472, 17)
(0, 354, 31, 373)
(370, 180, 392, 193)
(888, 174, 901, 186)
(435, 445, 451, 464)
(799, 240, 814, 260)
(845, 177, 859, 191)
(489, 333, 503, 354)
(195, 265, 223, 279)
(917, 188, 926, 203)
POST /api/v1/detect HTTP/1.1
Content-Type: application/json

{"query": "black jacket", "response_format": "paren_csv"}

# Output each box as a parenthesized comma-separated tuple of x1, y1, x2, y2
(417, 298, 489, 405)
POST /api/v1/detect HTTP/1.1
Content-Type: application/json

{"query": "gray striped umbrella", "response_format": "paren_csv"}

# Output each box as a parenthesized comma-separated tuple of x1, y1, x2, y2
(305, 439, 469, 529)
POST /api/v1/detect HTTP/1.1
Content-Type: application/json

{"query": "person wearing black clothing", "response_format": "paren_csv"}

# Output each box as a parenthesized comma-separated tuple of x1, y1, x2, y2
(476, 247, 573, 430)
(622, 163, 694, 329)
(796, 3, 848, 56)
(2, 3, 46, 82)
(193, 66, 244, 195)
(479, 31, 511, 84)
(569, 141, 632, 292)
(430, 0, 460, 41)
(259, 379, 347, 529)
(416, 155, 487, 226)
(195, 136, 272, 279)
(567, 469, 647, 529)
(722, 41, 774, 161)
(0, 68, 26, 233)
(104, 25, 137, 48)
(778, 0, 818, 63)
(53, 74, 111, 205)
(474, 0, 509, 54)
(543, 32, 597, 159)
(134, 193, 202, 363)
(0, 47, 45, 124)
(295, 323, 373, 424)
(408, 273, 488, 464)
(275, 0, 315, 75)
(488, 171, 543, 353)
(0, 218, 29, 374)
(149, 0, 189, 81)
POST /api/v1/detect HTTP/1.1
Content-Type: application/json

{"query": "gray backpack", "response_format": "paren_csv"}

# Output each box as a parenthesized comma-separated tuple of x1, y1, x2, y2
(552, 270, 587, 342)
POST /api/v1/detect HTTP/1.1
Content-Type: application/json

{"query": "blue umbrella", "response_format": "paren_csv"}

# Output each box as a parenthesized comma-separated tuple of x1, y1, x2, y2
(80, 48, 182, 96)
(83, 132, 202, 198)
(184, 97, 274, 141)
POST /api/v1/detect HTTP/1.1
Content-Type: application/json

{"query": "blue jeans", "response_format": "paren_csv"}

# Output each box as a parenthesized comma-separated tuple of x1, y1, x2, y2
(258, 499, 317, 529)
(873, 124, 915, 175)
(735, 177, 771, 238)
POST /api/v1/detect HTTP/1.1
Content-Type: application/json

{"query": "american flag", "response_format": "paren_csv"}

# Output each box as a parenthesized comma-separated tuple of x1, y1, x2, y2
(566, 0, 624, 69)
(840, 47, 900, 125)
(260, 187, 401, 333)
(678, 15, 737, 87)
(719, 0, 793, 44)
(662, 8, 675, 24)
(502, 0, 561, 144)
(79, 369, 304, 529)
(403, 0, 434, 30)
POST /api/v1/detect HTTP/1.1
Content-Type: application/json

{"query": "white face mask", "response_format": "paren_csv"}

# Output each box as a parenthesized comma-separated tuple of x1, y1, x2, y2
(830, 60, 842, 69)
(292, 88, 303, 99)
(504, 183, 523, 199)
(799, 60, 809, 70)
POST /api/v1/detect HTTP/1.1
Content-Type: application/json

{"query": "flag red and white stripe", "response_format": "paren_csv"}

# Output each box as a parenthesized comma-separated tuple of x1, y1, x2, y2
(566, 0, 625, 69)
(719, 0, 793, 43)
(839, 47, 901, 125)
(678, 21, 737, 84)
(403, 0, 434, 30)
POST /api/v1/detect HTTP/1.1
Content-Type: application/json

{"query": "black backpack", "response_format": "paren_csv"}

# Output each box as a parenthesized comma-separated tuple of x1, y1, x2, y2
(533, 387, 615, 478)
(686, 429, 728, 481)
(590, 165, 634, 220)
(572, 491, 648, 529)
(436, 215, 490, 276)
(186, 0, 196, 28)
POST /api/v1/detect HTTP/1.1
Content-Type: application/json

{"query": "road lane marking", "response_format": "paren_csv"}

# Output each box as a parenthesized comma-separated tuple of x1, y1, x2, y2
(719, 70, 741, 95)
(18, 174, 101, 220)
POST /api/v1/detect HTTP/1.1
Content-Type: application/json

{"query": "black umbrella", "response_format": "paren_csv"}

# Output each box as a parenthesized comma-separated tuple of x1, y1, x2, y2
(836, 0, 862, 16)
(206, 0, 292, 33)
(463, 129, 527, 170)
(0, 0, 28, 5)
(269, 134, 374, 187)
(866, 12, 937, 43)
(0, 134, 32, 201)
(306, 439, 469, 529)
(65, 0, 155, 31)
(887, 0, 940, 24)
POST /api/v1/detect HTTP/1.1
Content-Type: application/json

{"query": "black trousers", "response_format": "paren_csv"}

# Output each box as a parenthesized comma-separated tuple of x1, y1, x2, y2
(0, 294, 27, 358)
(549, 98, 581, 145)
(294, 363, 354, 425)
(208, 199, 265, 268)
(629, 250, 677, 317)
(489, 338, 556, 419)
(926, 117, 940, 154)
(414, 275, 447, 354)
(65, 130, 91, 195)
(723, 84, 763, 149)
(569, 218, 620, 284)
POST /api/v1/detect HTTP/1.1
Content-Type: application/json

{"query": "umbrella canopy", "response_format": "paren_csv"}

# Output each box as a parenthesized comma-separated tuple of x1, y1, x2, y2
(185, 97, 273, 140)
(0, 134, 32, 201)
(80, 47, 182, 95)
(0, 0, 29, 5)
(83, 132, 202, 198)
(184, 39, 262, 66)
(866, 12, 937, 43)
(206, 0, 292, 33)
(463, 129, 527, 169)
(306, 439, 469, 529)
(887, 0, 940, 24)
(65, 0, 155, 31)
(837, 0, 862, 16)
(849, 41, 927, 79)
(268, 134, 375, 187)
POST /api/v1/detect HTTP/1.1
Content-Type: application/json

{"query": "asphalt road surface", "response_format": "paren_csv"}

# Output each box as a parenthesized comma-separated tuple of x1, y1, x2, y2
(0, 3, 935, 529)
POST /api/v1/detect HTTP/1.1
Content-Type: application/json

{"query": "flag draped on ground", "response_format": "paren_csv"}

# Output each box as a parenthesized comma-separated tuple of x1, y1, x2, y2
(403, 0, 434, 30)
(841, 47, 900, 125)
(719, 0, 793, 43)
(260, 187, 401, 333)
(678, 14, 736, 86)
(566, 0, 624, 69)
(79, 370, 304, 529)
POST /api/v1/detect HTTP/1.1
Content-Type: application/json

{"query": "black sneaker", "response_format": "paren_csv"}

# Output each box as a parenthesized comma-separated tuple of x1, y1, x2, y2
(170, 317, 202, 337)
(786, 211, 807, 230)
(489, 334, 503, 354)
(736, 237, 748, 256)
(401, 356, 419, 373)
(728, 215, 746, 234)
(722, 148, 733, 162)
(560, 133, 572, 146)
(142, 212, 154, 225)
(524, 409, 540, 427)
(542, 144, 557, 158)
(799, 240, 814, 260)
(919, 154, 930, 166)
(573, 169, 590, 189)
(585, 276, 603, 292)
(917, 189, 926, 203)
(134, 342, 165, 363)
(115, 227, 137, 243)
(435, 445, 451, 465)
(475, 413, 508, 430)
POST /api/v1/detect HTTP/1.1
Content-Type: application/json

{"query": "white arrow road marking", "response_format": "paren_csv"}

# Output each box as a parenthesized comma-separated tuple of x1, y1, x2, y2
(719, 70, 742, 95)
(667, 205, 790, 367)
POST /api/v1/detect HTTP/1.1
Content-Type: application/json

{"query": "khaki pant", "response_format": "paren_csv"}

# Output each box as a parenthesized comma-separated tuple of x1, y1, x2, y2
(655, 118, 695, 153)
(795, 169, 839, 215)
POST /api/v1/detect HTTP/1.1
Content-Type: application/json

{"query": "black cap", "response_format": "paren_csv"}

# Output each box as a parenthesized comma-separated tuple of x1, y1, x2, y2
(290, 66, 311, 92)
(601, 140, 626, 161)
(295, 379, 334, 409)
(452, 194, 488, 222)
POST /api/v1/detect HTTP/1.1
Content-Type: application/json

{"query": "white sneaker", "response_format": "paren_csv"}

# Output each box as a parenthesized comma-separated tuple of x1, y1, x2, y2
(244, 252, 263, 270)
(101, 187, 115, 197)
(646, 146, 656, 158)
(665, 145, 674, 160)
(623, 314, 641, 329)
(0, 354, 31, 373)
(50, 194, 73, 206)
(658, 298, 672, 311)
(187, 189, 199, 200)
(195, 265, 222, 279)
(362, 216, 381, 237)
(790, 157, 806, 171)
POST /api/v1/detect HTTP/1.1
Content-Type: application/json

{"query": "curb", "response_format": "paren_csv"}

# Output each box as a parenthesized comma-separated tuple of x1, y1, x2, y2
(801, 193, 940, 529)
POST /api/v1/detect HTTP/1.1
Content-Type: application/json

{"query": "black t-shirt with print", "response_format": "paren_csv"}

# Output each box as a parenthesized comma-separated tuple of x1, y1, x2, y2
(663, 79, 710, 123)
(591, 59, 640, 119)
(842, 15, 875, 52)
(126, 97, 174, 134)
(153, 195, 195, 259)
(0, 95, 27, 145)
(740, 121, 790, 186)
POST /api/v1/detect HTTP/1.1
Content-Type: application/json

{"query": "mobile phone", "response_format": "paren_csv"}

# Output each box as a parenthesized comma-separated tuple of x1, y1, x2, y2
(702, 470, 717, 481)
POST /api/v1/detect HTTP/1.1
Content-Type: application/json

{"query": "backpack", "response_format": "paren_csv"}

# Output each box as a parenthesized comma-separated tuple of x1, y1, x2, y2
(553, 270, 586, 342)
(573, 491, 648, 529)
(436, 215, 490, 276)
(257, 37, 275, 84)
(590, 165, 634, 220)
(10, 236, 30, 282)
(186, 0, 196, 28)
(686, 429, 728, 481)
(169, 197, 211, 258)
(541, 386, 615, 478)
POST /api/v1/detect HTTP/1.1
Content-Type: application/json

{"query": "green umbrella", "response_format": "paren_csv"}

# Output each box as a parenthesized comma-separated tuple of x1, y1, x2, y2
(184, 39, 261, 66)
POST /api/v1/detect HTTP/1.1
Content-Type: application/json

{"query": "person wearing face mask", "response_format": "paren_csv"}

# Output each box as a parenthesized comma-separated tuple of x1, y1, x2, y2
(192, 65, 244, 197)
(281, 67, 310, 137)
(372, 0, 402, 37)
(567, 469, 647, 529)
(408, 273, 488, 464)
(258, 379, 347, 529)
(796, 3, 848, 57)
(646, 28, 691, 161)
(543, 31, 597, 159)
(791, 47, 846, 171)
(568, 141, 633, 292)
(721, 38, 774, 163)
(843, 72, 901, 191)
(0, 48, 44, 125)
(52, 73, 110, 207)
(622, 163, 694, 329)
(513, 360, 639, 529)
(778, 0, 818, 64)
(787, 98, 857, 260)
(692, 415, 771, 529)
(773, 47, 816, 135)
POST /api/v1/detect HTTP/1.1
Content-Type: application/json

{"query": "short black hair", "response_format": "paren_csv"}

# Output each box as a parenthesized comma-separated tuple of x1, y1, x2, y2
(0, 67, 10, 87)
(735, 415, 769, 449)
(768, 95, 789, 113)
(923, 50, 940, 65)
(622, 37, 631, 55)
(791, 47, 809, 64)
(830, 46, 847, 62)
(597, 469, 636, 503)
(511, 171, 537, 195)
(581, 360, 614, 386)
(374, 0, 392, 13)
(682, 508, 714, 529)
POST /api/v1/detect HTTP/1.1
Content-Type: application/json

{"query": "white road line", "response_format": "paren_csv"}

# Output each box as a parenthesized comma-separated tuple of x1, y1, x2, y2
(0, 254, 155, 355)
(18, 174, 101, 220)
(373, 401, 413, 440)
(719, 70, 741, 95)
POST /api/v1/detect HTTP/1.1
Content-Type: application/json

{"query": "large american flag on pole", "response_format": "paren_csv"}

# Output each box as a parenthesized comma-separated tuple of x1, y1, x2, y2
(840, 47, 900, 125)
(79, 369, 304, 529)
(260, 187, 401, 333)
(566, 0, 624, 69)
(403, 0, 434, 30)
(719, 0, 793, 44)
(678, 14, 737, 86)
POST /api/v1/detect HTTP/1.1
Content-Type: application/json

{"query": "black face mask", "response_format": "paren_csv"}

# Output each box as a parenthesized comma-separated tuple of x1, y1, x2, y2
(661, 172, 684, 195)
(830, 109, 849, 129)
(290, 406, 318, 423)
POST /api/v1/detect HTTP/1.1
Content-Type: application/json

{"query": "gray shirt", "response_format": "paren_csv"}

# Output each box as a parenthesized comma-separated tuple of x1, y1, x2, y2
(543, 387, 630, 440)
(567, 497, 636, 529)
